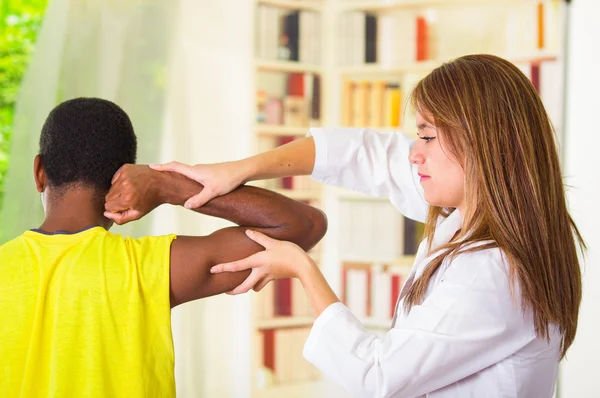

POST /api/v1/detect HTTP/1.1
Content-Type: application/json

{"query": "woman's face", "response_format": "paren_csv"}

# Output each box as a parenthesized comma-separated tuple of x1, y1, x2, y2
(409, 112, 466, 213)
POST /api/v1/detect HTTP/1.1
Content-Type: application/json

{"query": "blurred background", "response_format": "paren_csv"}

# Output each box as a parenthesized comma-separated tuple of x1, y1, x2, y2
(0, 0, 598, 397)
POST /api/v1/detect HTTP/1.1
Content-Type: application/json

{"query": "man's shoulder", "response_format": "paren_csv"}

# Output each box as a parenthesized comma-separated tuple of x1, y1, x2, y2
(0, 232, 31, 252)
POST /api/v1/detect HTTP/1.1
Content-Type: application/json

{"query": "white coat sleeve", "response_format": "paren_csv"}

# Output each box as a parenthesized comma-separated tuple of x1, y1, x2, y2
(307, 127, 428, 222)
(303, 250, 538, 398)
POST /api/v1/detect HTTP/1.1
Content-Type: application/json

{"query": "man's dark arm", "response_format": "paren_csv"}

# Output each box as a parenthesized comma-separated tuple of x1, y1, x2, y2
(105, 164, 327, 307)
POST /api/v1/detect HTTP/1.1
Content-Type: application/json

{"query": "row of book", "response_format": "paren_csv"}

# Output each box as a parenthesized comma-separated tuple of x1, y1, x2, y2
(342, 262, 411, 322)
(338, 10, 436, 66)
(255, 327, 320, 386)
(338, 3, 556, 67)
(255, 6, 321, 64)
(256, 72, 321, 126)
(342, 79, 404, 129)
(255, 277, 315, 320)
(337, 198, 422, 260)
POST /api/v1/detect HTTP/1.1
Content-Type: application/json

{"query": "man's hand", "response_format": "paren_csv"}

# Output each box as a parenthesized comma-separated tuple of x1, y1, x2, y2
(104, 164, 163, 225)
(149, 161, 246, 209)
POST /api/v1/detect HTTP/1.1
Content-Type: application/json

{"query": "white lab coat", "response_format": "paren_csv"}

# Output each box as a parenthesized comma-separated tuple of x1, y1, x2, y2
(303, 128, 561, 398)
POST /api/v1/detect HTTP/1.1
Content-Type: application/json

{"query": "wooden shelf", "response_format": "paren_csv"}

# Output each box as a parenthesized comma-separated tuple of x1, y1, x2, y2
(341, 255, 415, 271)
(342, 0, 528, 12)
(256, 316, 315, 330)
(258, 0, 323, 12)
(340, 61, 438, 76)
(273, 189, 321, 201)
(508, 52, 559, 65)
(256, 59, 322, 74)
(340, 53, 558, 76)
(255, 124, 310, 137)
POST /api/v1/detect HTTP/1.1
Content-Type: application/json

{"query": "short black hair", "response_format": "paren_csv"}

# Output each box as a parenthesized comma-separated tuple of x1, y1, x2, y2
(39, 97, 137, 191)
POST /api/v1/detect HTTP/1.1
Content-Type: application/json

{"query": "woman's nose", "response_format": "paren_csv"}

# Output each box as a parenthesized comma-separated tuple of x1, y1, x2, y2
(409, 146, 425, 165)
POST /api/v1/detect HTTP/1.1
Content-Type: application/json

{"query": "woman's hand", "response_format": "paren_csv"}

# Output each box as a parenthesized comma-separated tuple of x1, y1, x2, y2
(210, 229, 316, 295)
(149, 161, 246, 208)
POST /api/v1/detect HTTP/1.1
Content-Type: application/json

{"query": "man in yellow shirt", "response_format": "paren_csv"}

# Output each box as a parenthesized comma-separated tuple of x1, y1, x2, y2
(0, 98, 327, 397)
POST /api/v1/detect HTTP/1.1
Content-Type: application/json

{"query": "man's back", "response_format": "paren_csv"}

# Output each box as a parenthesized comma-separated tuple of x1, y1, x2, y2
(0, 226, 176, 398)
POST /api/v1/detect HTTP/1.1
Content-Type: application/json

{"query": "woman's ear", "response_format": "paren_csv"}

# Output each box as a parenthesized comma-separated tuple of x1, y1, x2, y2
(33, 154, 47, 193)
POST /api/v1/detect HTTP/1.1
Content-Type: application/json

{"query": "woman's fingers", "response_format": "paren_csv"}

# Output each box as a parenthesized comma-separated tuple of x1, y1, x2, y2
(245, 229, 278, 249)
(227, 271, 262, 295)
(253, 277, 271, 292)
(149, 161, 197, 180)
(211, 251, 265, 274)
(184, 188, 215, 209)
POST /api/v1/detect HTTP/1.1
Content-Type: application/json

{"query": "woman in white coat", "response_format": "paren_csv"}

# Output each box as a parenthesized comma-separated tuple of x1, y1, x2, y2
(152, 54, 584, 397)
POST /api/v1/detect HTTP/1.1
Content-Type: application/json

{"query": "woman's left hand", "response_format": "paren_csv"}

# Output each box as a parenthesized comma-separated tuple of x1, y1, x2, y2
(210, 229, 315, 295)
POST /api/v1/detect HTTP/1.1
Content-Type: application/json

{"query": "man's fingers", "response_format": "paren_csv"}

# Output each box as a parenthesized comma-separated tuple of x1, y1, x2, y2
(149, 161, 197, 180)
(111, 165, 125, 185)
(104, 211, 126, 225)
(184, 190, 213, 209)
(104, 198, 129, 213)
(104, 209, 141, 225)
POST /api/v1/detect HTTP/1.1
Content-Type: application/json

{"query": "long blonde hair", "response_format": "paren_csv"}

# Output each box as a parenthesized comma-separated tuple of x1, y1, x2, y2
(404, 54, 584, 358)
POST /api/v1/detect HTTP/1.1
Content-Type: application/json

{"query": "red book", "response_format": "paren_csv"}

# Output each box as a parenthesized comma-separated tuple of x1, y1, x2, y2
(287, 73, 305, 96)
(263, 329, 275, 372)
(416, 16, 428, 62)
(390, 275, 402, 318)
(274, 278, 292, 316)
(531, 64, 540, 93)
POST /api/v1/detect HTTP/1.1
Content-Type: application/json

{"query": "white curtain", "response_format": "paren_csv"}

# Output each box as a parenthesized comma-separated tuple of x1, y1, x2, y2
(1, 0, 255, 396)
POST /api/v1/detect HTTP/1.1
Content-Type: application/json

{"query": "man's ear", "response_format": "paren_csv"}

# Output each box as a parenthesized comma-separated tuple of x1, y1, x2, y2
(33, 154, 47, 193)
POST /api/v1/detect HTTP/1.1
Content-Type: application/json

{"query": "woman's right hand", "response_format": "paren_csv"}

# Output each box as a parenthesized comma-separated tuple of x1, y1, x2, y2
(149, 161, 246, 208)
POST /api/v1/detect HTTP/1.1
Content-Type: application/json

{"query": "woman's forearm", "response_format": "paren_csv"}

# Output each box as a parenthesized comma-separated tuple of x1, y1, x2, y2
(240, 136, 316, 183)
(298, 261, 340, 317)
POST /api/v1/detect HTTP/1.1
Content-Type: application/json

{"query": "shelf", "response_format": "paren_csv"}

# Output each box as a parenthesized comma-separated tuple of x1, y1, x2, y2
(258, 0, 323, 12)
(340, 53, 558, 76)
(256, 59, 322, 74)
(273, 189, 321, 201)
(255, 124, 310, 137)
(340, 61, 438, 76)
(342, 0, 529, 12)
(341, 255, 415, 271)
(508, 52, 558, 65)
(256, 316, 315, 330)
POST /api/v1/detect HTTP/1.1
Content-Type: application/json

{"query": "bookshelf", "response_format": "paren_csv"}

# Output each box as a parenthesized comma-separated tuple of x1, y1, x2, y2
(248, 0, 566, 396)
(252, 0, 328, 396)
(341, 0, 531, 12)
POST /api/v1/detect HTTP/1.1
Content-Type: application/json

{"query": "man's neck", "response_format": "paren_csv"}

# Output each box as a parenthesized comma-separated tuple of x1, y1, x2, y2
(38, 186, 111, 233)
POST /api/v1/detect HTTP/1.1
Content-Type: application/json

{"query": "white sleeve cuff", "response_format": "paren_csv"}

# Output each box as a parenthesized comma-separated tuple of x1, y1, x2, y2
(303, 301, 348, 362)
(306, 128, 329, 183)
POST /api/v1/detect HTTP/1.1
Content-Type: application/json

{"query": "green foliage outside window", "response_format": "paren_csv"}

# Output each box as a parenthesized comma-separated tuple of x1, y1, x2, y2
(0, 0, 48, 210)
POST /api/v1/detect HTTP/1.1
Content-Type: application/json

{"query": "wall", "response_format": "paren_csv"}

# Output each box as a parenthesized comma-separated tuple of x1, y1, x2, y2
(559, 0, 600, 397)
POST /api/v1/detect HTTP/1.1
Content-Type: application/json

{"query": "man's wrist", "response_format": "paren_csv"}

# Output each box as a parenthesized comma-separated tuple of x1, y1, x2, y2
(154, 170, 203, 207)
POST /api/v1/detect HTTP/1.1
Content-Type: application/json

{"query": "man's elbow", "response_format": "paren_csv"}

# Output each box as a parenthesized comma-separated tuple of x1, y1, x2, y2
(299, 207, 328, 251)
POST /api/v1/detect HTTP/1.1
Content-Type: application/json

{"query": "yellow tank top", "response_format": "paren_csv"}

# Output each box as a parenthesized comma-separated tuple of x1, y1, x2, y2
(0, 226, 176, 398)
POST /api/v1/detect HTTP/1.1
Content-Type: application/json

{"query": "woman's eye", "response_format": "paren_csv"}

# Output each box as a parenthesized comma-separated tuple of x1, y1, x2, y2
(420, 136, 435, 143)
